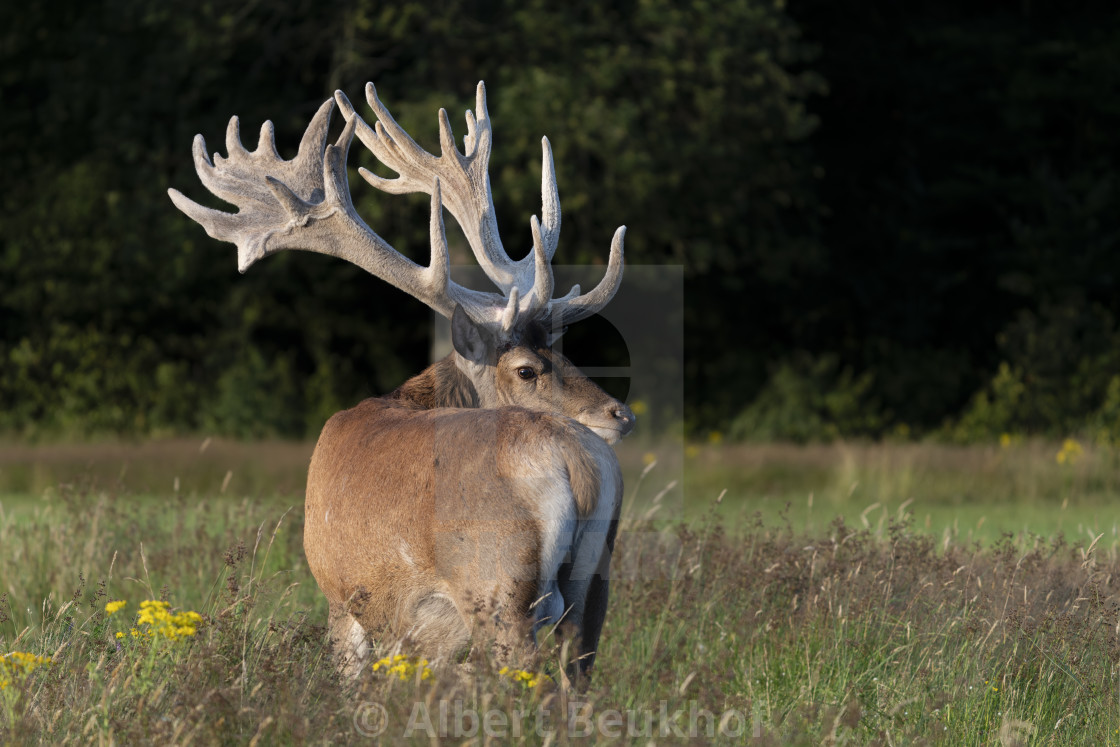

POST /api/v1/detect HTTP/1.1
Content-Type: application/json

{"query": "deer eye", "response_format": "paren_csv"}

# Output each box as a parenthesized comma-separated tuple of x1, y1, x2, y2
(516, 367, 536, 381)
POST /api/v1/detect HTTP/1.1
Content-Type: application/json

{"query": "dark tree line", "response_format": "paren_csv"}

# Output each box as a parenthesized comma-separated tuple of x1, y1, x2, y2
(1, 0, 1117, 440)
(782, 0, 1120, 440)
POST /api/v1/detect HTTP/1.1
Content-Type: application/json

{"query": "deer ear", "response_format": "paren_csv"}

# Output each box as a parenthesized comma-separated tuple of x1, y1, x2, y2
(451, 305, 489, 364)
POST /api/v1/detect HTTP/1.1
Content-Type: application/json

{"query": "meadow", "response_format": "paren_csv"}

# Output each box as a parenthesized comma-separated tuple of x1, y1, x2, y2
(0, 438, 1118, 744)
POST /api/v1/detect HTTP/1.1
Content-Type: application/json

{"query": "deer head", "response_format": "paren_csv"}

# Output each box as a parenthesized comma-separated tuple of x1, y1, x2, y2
(168, 82, 634, 441)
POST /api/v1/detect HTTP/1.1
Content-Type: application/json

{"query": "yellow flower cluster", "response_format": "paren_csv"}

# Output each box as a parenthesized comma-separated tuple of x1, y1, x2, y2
(1056, 438, 1084, 465)
(372, 654, 432, 681)
(0, 652, 51, 690)
(106, 600, 204, 641)
(138, 600, 203, 641)
(498, 666, 541, 688)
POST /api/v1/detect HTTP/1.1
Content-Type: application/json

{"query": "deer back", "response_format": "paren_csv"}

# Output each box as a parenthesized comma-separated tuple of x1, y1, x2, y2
(303, 397, 618, 642)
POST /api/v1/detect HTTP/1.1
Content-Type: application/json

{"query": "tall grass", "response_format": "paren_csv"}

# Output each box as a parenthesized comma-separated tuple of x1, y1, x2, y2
(0, 444, 1118, 743)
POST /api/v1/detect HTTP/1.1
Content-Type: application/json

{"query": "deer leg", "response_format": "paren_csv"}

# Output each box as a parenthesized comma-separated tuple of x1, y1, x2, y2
(452, 574, 538, 671)
(489, 587, 539, 671)
(405, 591, 472, 661)
(558, 497, 620, 681)
(328, 603, 371, 679)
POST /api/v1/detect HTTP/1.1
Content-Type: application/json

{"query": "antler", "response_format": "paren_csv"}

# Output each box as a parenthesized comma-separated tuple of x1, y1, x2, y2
(336, 81, 626, 330)
(168, 82, 625, 337)
(167, 99, 513, 323)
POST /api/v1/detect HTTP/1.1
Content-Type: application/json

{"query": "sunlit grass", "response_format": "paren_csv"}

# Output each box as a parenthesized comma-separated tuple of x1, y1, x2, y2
(621, 437, 1120, 549)
(5, 436, 1118, 547)
(0, 439, 1118, 743)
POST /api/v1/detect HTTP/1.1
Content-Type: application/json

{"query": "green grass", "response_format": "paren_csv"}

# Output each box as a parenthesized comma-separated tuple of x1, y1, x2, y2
(625, 439, 1120, 548)
(1, 439, 1119, 743)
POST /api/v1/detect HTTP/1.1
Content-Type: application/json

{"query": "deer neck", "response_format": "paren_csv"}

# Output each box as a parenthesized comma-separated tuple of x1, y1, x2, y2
(388, 354, 480, 409)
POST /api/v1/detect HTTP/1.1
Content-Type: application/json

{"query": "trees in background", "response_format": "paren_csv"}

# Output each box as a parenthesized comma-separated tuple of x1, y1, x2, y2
(1, 0, 1117, 440)
(783, 0, 1120, 441)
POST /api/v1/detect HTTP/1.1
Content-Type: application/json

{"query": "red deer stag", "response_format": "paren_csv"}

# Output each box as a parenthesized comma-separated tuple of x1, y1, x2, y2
(169, 82, 634, 678)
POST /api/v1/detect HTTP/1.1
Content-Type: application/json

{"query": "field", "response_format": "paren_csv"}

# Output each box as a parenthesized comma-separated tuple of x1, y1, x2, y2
(1, 438, 1118, 744)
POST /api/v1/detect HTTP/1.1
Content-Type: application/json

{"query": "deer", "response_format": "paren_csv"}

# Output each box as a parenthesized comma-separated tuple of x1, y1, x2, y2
(168, 81, 635, 679)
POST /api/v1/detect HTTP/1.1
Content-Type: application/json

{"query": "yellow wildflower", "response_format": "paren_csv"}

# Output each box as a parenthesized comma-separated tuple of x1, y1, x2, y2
(1056, 438, 1083, 465)
(0, 652, 51, 690)
(498, 666, 541, 688)
(372, 654, 432, 681)
(127, 600, 204, 642)
(105, 600, 127, 615)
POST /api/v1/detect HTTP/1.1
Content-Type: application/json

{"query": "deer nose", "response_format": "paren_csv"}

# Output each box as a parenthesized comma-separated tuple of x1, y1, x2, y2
(611, 404, 636, 435)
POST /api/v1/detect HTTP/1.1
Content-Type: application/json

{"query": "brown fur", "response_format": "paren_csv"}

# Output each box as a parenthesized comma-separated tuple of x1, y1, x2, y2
(304, 399, 618, 673)
(384, 320, 635, 445)
(387, 356, 479, 409)
(304, 322, 632, 678)
(551, 424, 604, 520)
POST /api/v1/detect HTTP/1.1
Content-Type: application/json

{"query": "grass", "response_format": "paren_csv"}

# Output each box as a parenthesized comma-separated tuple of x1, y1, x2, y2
(0, 438, 1119, 743)
(633, 438, 1120, 546)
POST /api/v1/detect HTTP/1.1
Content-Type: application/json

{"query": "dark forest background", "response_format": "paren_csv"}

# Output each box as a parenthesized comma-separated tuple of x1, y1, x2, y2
(2, 0, 1118, 442)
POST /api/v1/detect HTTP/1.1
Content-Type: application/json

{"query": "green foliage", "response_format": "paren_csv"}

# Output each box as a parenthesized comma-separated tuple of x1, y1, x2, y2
(0, 0, 822, 439)
(948, 363, 1028, 443)
(3, 0, 1120, 440)
(949, 300, 1120, 442)
(730, 354, 884, 442)
(201, 347, 302, 440)
(1091, 375, 1120, 444)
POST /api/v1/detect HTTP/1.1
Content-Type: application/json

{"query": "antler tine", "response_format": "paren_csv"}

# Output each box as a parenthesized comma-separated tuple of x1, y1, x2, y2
(463, 109, 479, 157)
(423, 176, 509, 324)
(468, 81, 492, 163)
(526, 215, 554, 317)
(318, 117, 359, 215)
(183, 133, 231, 206)
(427, 178, 451, 297)
(538, 137, 561, 262)
(168, 176, 243, 247)
(500, 287, 521, 337)
(257, 121, 281, 159)
(365, 81, 440, 163)
(437, 108, 460, 162)
(224, 116, 249, 159)
(551, 226, 627, 328)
